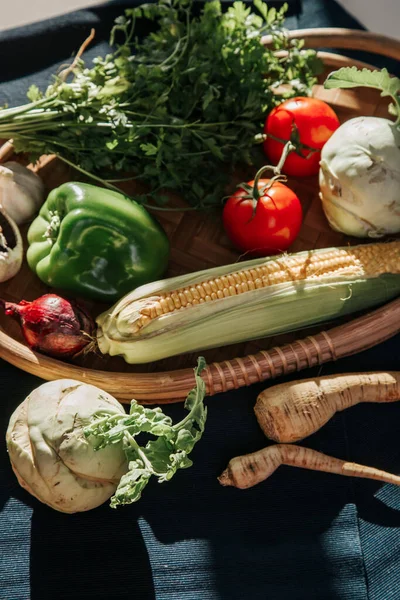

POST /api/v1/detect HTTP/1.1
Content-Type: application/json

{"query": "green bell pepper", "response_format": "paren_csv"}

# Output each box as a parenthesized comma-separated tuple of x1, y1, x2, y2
(26, 182, 170, 303)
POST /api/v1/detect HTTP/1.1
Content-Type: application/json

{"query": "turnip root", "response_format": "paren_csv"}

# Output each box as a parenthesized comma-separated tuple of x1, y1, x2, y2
(218, 444, 400, 490)
(254, 372, 400, 443)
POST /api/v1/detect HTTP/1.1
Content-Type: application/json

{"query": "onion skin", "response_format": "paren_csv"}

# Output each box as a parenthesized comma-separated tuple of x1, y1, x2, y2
(1, 293, 95, 358)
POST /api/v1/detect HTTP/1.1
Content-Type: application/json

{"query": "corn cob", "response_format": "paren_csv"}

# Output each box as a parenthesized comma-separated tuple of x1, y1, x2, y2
(96, 241, 400, 364)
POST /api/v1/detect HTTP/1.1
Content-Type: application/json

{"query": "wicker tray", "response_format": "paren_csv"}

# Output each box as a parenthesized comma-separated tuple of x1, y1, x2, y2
(1, 28, 400, 403)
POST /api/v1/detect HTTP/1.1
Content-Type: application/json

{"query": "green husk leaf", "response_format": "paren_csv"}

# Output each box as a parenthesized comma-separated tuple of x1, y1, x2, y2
(96, 241, 400, 364)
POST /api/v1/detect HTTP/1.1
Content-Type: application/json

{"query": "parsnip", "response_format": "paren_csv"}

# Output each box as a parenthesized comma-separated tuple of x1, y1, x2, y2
(218, 444, 400, 490)
(255, 372, 400, 443)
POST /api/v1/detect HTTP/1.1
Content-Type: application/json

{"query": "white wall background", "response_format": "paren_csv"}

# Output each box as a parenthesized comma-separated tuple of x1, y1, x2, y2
(1, 0, 400, 39)
(0, 0, 102, 31)
(337, 0, 400, 40)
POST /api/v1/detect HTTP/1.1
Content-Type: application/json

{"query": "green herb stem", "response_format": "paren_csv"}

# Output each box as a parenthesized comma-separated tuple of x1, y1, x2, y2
(56, 154, 137, 195)
(0, 95, 58, 120)
(56, 153, 198, 212)
(0, 0, 321, 208)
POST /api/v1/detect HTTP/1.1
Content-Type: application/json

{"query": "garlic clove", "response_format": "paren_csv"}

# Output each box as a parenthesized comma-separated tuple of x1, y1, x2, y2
(0, 207, 23, 282)
(0, 161, 45, 225)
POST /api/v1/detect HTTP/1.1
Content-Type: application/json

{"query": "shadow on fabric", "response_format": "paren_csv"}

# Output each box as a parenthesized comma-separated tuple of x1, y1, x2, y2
(29, 503, 155, 600)
(1, 338, 400, 600)
(0, 364, 155, 600)
(128, 334, 400, 600)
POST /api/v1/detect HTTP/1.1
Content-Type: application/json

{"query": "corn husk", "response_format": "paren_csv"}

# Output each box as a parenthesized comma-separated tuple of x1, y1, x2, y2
(97, 242, 400, 364)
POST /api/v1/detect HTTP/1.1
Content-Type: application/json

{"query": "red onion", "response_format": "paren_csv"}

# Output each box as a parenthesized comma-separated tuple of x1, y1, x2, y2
(1, 294, 95, 358)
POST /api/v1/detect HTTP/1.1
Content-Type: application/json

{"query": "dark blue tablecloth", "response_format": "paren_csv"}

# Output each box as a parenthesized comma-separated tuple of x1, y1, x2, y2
(1, 2, 400, 599)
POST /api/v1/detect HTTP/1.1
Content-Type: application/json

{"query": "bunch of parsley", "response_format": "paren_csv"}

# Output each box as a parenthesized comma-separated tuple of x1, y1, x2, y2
(0, 0, 321, 208)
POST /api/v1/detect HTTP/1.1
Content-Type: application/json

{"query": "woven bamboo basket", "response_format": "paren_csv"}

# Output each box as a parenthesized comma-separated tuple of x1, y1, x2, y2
(0, 28, 400, 403)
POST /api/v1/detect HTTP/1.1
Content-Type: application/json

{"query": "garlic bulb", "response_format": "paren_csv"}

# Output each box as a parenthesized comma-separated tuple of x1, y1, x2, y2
(0, 161, 45, 225)
(0, 207, 23, 282)
(6, 379, 128, 514)
(319, 116, 400, 238)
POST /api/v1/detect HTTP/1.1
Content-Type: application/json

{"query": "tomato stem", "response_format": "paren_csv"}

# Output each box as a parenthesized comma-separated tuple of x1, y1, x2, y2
(245, 140, 295, 218)
(265, 132, 320, 156)
(275, 141, 296, 175)
(252, 140, 294, 199)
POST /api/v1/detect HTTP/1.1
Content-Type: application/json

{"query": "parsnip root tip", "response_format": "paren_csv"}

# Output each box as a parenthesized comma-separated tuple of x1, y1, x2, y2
(220, 443, 400, 491)
(217, 470, 232, 487)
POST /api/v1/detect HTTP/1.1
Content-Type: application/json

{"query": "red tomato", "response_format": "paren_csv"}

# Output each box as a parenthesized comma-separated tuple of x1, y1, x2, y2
(222, 179, 302, 257)
(263, 97, 340, 177)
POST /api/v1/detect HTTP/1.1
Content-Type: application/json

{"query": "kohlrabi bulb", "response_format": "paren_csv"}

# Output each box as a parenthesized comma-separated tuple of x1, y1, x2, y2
(6, 380, 127, 513)
(319, 116, 400, 238)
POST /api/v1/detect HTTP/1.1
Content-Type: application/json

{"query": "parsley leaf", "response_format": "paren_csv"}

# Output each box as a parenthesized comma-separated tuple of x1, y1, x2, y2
(0, 0, 321, 209)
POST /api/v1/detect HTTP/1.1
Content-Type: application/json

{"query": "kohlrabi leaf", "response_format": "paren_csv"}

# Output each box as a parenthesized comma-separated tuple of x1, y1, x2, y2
(84, 357, 208, 508)
(324, 67, 400, 125)
(110, 463, 151, 507)
(83, 404, 174, 448)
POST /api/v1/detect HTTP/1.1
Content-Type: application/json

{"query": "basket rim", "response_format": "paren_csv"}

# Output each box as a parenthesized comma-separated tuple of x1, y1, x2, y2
(0, 298, 399, 402)
(263, 27, 400, 62)
(1, 36, 399, 402)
